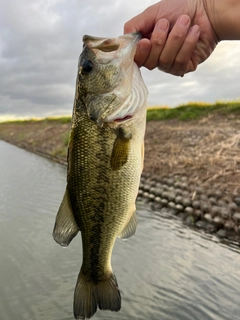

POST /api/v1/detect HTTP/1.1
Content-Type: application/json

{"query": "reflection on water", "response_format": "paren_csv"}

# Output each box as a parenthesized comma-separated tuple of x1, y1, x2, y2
(1, 140, 240, 320)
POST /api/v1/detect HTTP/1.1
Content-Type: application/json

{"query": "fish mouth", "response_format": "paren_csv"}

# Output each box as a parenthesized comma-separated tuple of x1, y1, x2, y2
(84, 32, 144, 126)
(83, 32, 142, 53)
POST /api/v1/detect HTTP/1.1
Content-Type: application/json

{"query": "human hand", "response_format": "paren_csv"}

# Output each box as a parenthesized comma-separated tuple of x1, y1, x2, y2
(124, 0, 219, 76)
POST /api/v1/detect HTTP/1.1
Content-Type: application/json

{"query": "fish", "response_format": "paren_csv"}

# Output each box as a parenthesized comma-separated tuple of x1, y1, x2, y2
(52, 32, 148, 319)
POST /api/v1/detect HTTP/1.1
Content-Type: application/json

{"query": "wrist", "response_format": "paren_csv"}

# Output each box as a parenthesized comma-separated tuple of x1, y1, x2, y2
(203, 0, 240, 40)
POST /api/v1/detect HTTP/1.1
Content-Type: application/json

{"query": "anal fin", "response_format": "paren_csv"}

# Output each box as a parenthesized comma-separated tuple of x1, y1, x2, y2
(118, 210, 137, 240)
(53, 189, 79, 247)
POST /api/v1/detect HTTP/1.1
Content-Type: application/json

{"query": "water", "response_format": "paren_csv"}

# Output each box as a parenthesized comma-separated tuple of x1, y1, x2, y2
(1, 140, 240, 320)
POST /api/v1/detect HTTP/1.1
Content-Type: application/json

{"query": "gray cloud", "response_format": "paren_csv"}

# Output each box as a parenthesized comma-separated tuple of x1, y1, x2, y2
(0, 0, 240, 120)
(143, 40, 240, 107)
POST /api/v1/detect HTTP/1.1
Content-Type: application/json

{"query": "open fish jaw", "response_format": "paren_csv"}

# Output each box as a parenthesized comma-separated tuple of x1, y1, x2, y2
(83, 33, 141, 60)
(78, 33, 147, 125)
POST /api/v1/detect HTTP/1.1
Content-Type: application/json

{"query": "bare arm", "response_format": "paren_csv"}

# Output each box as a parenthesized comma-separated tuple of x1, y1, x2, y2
(204, 0, 240, 40)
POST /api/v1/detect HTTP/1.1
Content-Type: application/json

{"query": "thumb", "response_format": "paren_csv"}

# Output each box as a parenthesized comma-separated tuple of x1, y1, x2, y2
(124, 8, 156, 37)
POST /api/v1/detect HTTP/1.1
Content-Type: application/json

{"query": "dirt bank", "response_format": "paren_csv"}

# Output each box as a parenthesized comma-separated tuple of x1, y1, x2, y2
(1, 114, 240, 243)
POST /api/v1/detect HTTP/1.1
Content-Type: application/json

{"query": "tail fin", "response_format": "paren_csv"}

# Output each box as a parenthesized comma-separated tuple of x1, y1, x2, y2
(73, 271, 121, 319)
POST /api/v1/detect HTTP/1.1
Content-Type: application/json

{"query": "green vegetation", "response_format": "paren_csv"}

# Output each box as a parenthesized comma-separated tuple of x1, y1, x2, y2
(45, 116, 72, 124)
(3, 116, 72, 125)
(147, 100, 240, 121)
(51, 147, 68, 158)
(62, 131, 70, 146)
(2, 100, 240, 125)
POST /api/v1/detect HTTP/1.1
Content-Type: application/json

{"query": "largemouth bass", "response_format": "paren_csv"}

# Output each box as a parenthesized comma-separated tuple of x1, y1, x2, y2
(53, 32, 148, 319)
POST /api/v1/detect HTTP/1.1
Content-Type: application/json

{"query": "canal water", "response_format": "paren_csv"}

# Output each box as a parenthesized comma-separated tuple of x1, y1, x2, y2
(1, 140, 240, 320)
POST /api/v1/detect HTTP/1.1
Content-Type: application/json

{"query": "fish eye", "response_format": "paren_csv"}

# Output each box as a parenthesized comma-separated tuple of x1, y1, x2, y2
(81, 60, 94, 73)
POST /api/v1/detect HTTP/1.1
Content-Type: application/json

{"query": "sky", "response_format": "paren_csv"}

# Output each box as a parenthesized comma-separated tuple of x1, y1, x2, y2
(1, 0, 240, 120)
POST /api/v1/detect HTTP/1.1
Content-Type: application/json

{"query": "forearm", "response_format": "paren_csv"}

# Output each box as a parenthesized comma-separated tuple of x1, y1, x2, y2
(204, 0, 240, 40)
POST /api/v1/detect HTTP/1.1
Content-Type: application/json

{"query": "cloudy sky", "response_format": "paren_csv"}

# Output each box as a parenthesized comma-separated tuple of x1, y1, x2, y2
(1, 0, 240, 120)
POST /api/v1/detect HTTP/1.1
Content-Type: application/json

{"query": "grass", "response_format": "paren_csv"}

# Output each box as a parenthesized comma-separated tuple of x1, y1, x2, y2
(51, 147, 68, 158)
(44, 116, 72, 124)
(147, 100, 240, 121)
(2, 100, 240, 125)
(2, 116, 72, 125)
(62, 131, 70, 146)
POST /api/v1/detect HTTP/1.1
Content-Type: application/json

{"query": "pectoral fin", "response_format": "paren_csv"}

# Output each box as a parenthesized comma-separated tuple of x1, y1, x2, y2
(110, 127, 132, 171)
(53, 189, 79, 247)
(118, 210, 137, 240)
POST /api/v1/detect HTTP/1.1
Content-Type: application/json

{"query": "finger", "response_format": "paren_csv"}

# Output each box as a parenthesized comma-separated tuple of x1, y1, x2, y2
(124, 4, 158, 36)
(170, 25, 200, 75)
(143, 19, 169, 70)
(134, 39, 151, 67)
(158, 15, 191, 72)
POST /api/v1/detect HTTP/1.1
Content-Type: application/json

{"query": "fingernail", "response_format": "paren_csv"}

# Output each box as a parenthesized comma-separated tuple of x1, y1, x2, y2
(189, 25, 200, 35)
(178, 15, 190, 27)
(158, 19, 169, 32)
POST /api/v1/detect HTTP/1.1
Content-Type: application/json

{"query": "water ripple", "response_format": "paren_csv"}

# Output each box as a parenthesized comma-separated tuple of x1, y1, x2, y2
(1, 141, 240, 320)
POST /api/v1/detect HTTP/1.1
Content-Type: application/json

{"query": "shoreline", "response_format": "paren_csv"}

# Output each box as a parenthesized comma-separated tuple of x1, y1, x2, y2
(1, 115, 240, 245)
(137, 173, 240, 244)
